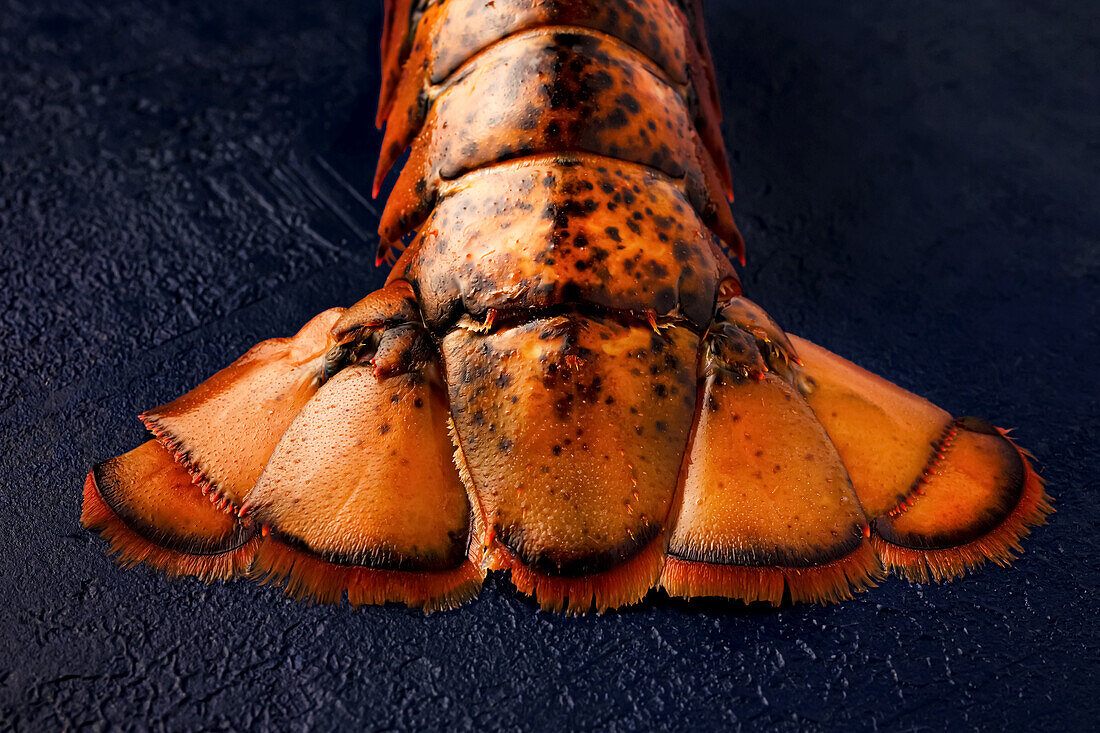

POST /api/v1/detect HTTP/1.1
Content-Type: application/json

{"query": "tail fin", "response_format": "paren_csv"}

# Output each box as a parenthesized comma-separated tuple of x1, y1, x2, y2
(82, 440, 258, 581)
(442, 315, 700, 613)
(140, 308, 342, 511)
(791, 336, 1052, 582)
(662, 313, 880, 605)
(244, 363, 482, 611)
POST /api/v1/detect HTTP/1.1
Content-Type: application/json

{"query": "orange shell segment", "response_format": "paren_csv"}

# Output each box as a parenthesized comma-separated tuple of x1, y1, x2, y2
(396, 154, 732, 331)
(789, 334, 953, 519)
(245, 364, 473, 573)
(428, 0, 698, 87)
(379, 28, 738, 252)
(443, 316, 699, 579)
(664, 372, 877, 604)
(141, 308, 343, 509)
(378, 0, 732, 197)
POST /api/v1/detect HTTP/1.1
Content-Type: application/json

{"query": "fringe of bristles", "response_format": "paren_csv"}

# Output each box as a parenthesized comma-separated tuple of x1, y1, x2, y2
(81, 472, 258, 582)
(661, 537, 882, 605)
(248, 538, 485, 613)
(487, 536, 668, 615)
(139, 413, 240, 515)
(873, 430, 1053, 583)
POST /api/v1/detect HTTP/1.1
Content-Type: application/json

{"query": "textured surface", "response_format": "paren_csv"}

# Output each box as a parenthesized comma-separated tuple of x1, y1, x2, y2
(1, 0, 1096, 729)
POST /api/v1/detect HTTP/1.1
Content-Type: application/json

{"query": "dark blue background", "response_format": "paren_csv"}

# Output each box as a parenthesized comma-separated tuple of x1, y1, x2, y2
(1, 1, 1096, 729)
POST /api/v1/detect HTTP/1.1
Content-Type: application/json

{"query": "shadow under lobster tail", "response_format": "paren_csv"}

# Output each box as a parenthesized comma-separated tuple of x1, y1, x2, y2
(243, 291, 483, 611)
(789, 335, 1053, 583)
(661, 302, 880, 605)
(443, 315, 701, 613)
(81, 440, 259, 581)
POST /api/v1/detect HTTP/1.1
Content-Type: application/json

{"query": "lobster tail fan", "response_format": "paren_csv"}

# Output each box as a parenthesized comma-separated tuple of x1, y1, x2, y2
(790, 336, 1053, 582)
(82, 0, 1050, 614)
(81, 440, 259, 581)
(243, 362, 483, 612)
(139, 308, 343, 512)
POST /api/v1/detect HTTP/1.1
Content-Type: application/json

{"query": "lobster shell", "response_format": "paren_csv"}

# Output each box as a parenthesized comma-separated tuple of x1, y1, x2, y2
(83, 0, 1050, 612)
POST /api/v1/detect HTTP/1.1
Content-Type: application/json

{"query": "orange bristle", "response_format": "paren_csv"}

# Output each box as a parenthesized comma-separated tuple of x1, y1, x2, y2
(661, 538, 882, 606)
(81, 472, 258, 582)
(487, 536, 667, 615)
(249, 538, 484, 613)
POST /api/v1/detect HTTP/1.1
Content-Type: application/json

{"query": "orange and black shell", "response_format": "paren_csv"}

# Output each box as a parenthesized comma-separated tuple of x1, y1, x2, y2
(374, 0, 744, 357)
(80, 0, 1051, 614)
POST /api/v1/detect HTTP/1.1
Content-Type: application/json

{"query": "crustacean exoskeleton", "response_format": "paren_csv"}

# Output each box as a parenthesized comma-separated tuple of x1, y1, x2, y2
(82, 0, 1052, 613)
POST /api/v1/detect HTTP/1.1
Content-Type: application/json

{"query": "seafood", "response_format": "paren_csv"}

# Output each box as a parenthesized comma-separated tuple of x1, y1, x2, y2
(82, 0, 1052, 613)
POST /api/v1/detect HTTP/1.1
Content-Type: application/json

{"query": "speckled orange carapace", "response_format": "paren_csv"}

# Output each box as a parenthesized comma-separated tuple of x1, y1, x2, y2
(83, 0, 1051, 613)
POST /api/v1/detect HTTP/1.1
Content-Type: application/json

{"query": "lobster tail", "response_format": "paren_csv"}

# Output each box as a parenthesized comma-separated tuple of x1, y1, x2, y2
(84, 0, 1050, 611)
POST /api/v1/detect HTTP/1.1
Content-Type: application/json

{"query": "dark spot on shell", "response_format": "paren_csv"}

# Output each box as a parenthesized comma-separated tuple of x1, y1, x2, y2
(616, 93, 640, 114)
(606, 108, 629, 129)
